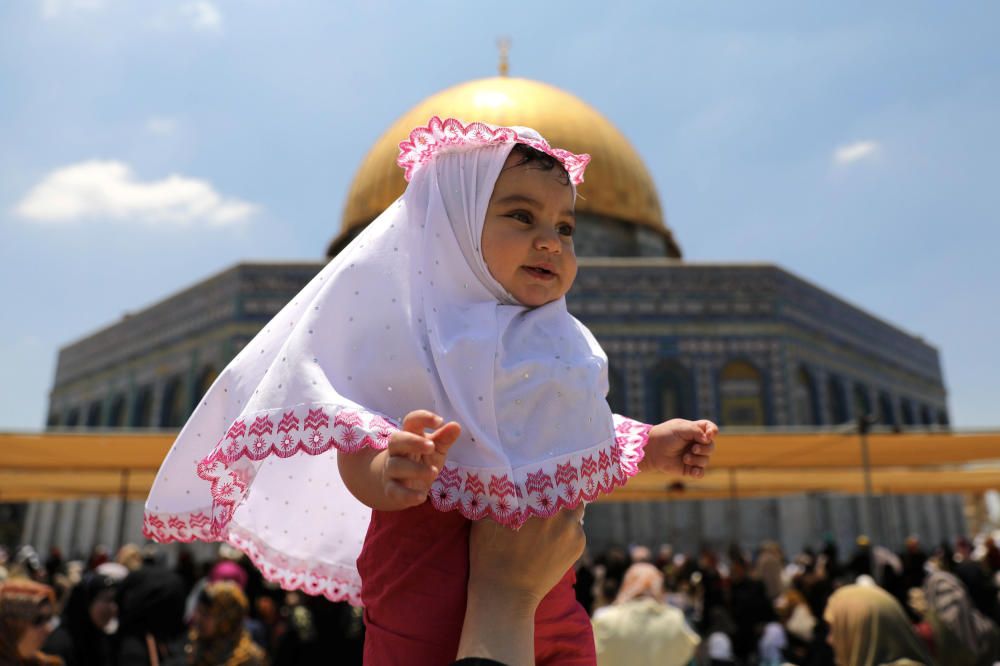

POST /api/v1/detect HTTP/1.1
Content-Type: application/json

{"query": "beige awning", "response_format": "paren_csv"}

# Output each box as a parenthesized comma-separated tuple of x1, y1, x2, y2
(1, 429, 998, 502)
(605, 466, 1000, 502)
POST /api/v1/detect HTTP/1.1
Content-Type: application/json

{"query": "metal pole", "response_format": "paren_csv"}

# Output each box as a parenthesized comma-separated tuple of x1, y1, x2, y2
(668, 498, 677, 547)
(729, 469, 741, 547)
(117, 469, 130, 550)
(858, 416, 878, 549)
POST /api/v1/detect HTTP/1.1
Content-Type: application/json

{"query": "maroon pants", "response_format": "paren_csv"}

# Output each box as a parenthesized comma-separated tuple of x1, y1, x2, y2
(358, 501, 596, 665)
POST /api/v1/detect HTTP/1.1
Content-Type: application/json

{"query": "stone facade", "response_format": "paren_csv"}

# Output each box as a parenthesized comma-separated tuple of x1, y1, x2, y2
(29, 258, 959, 558)
(47, 263, 321, 429)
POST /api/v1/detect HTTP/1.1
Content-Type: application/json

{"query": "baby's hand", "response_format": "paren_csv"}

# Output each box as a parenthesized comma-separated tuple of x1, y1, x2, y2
(639, 419, 718, 479)
(380, 409, 461, 509)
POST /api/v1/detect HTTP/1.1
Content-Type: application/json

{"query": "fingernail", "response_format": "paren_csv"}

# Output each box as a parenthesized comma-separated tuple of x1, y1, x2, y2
(692, 446, 701, 454)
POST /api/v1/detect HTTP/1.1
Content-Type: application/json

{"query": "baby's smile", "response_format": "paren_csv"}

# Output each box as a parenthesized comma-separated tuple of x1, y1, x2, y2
(522, 263, 558, 280)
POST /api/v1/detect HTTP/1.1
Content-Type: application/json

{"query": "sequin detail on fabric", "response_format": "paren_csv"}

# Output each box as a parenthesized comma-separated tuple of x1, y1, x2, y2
(429, 414, 648, 527)
(144, 403, 396, 604)
(143, 409, 649, 602)
(397, 116, 591, 185)
(143, 509, 365, 605)
(193, 405, 395, 535)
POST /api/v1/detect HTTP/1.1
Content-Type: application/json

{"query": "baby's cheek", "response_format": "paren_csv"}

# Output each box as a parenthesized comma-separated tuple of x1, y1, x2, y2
(563, 259, 578, 290)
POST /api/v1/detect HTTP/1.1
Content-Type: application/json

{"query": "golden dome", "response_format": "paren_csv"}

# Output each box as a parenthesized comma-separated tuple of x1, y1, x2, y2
(331, 76, 681, 257)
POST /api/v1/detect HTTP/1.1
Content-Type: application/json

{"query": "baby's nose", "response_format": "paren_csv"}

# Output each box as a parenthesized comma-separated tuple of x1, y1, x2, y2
(534, 233, 561, 252)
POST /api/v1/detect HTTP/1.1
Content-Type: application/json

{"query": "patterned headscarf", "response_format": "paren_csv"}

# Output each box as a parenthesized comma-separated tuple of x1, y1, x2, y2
(188, 581, 265, 666)
(0, 580, 61, 666)
(145, 117, 648, 606)
(922, 570, 1000, 664)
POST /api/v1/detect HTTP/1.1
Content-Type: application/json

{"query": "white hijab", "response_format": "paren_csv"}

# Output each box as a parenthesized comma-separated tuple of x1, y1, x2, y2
(144, 119, 648, 605)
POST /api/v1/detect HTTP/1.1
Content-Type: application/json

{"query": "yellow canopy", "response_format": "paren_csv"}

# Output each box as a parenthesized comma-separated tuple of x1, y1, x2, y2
(0, 469, 155, 501)
(608, 466, 1000, 502)
(695, 429, 1000, 469)
(0, 431, 170, 471)
(1, 429, 998, 502)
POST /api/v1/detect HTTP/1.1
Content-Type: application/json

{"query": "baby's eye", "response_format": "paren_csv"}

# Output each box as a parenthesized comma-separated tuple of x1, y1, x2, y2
(558, 223, 575, 237)
(508, 211, 532, 224)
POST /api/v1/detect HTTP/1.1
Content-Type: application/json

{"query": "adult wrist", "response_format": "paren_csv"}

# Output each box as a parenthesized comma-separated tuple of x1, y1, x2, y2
(456, 587, 538, 666)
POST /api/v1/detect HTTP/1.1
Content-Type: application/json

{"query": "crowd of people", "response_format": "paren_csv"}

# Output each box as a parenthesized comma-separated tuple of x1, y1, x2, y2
(581, 533, 1000, 665)
(0, 530, 998, 666)
(0, 542, 363, 665)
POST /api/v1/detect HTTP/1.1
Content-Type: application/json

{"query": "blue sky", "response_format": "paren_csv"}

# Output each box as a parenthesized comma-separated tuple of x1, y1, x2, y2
(1, 1, 997, 429)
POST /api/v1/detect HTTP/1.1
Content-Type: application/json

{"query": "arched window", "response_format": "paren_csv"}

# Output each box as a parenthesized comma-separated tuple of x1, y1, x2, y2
(647, 360, 692, 422)
(937, 410, 949, 427)
(920, 405, 933, 426)
(160, 376, 187, 428)
(131, 386, 154, 428)
(108, 394, 128, 428)
(853, 384, 872, 420)
(46, 412, 60, 428)
(65, 408, 81, 428)
(827, 376, 848, 424)
(719, 360, 765, 426)
(900, 399, 915, 426)
(194, 365, 219, 405)
(792, 366, 820, 425)
(85, 400, 103, 428)
(607, 365, 627, 415)
(878, 392, 896, 427)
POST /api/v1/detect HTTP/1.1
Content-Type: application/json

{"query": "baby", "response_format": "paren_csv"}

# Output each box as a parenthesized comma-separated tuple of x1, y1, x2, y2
(144, 117, 717, 666)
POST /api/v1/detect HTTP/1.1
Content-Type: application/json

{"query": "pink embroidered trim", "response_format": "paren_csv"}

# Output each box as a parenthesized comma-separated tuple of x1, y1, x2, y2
(143, 407, 649, 602)
(397, 116, 591, 185)
(195, 405, 396, 535)
(428, 414, 650, 528)
(142, 510, 363, 605)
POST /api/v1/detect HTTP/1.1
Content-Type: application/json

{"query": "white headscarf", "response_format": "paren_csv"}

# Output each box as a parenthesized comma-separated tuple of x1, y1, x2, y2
(143, 118, 649, 605)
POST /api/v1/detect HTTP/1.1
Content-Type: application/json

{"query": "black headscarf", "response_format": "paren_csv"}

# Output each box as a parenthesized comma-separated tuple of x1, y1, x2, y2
(116, 565, 187, 641)
(114, 565, 189, 666)
(43, 570, 120, 666)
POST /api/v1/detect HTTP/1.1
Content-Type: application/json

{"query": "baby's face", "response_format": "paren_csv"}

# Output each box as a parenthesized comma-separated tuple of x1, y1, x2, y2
(481, 153, 577, 307)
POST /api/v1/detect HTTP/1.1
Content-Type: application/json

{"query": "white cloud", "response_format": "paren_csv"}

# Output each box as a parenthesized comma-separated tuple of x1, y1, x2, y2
(833, 140, 881, 166)
(40, 0, 107, 19)
(180, 1, 222, 32)
(146, 116, 178, 135)
(14, 160, 258, 226)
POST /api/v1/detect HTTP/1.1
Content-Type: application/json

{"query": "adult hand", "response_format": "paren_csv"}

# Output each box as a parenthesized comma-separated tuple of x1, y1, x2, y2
(456, 507, 586, 666)
(638, 418, 718, 479)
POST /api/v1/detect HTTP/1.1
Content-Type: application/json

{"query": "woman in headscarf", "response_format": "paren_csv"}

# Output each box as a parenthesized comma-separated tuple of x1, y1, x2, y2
(115, 563, 188, 666)
(0, 579, 63, 666)
(591, 562, 700, 666)
(757, 541, 786, 601)
(921, 570, 1000, 666)
(777, 587, 836, 666)
(703, 606, 737, 666)
(42, 564, 127, 666)
(187, 581, 266, 666)
(824, 584, 936, 666)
